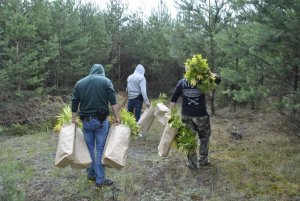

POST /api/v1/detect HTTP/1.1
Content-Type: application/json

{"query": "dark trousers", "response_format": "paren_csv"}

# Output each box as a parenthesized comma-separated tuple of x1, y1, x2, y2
(127, 96, 143, 122)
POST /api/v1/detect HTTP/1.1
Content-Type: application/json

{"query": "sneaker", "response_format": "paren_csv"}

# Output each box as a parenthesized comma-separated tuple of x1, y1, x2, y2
(199, 158, 210, 166)
(186, 162, 198, 171)
(87, 176, 96, 183)
(95, 179, 114, 188)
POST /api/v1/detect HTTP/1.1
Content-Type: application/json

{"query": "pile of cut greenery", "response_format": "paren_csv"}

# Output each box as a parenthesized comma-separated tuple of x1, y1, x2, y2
(169, 108, 197, 153)
(151, 93, 167, 106)
(53, 105, 82, 133)
(120, 108, 140, 137)
(184, 54, 216, 93)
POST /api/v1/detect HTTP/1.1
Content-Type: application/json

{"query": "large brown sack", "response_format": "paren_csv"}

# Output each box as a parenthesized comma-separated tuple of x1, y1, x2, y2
(102, 124, 131, 169)
(71, 127, 92, 169)
(55, 123, 92, 169)
(154, 103, 170, 126)
(158, 123, 177, 157)
(137, 106, 155, 133)
(55, 123, 76, 168)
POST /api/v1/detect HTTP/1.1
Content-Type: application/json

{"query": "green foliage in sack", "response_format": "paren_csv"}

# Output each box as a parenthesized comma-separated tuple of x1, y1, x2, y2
(184, 54, 216, 93)
(152, 93, 167, 106)
(53, 105, 82, 133)
(120, 108, 140, 137)
(169, 108, 197, 153)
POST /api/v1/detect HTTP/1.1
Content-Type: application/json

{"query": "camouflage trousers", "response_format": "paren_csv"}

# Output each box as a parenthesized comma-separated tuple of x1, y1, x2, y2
(182, 115, 211, 167)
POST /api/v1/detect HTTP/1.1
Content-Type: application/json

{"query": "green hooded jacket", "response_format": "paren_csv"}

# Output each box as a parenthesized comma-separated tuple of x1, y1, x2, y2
(71, 64, 117, 116)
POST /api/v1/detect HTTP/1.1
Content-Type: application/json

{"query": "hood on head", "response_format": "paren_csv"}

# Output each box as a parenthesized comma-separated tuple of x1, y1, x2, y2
(134, 64, 145, 75)
(89, 64, 105, 76)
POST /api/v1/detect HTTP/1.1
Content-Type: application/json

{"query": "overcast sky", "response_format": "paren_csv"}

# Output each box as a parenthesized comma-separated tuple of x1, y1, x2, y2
(87, 0, 177, 17)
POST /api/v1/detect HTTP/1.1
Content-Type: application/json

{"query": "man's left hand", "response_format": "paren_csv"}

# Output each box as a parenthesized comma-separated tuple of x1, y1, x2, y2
(115, 116, 121, 124)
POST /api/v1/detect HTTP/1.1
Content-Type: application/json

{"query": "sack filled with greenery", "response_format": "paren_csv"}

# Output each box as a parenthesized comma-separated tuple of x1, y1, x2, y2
(153, 93, 170, 126)
(138, 93, 167, 133)
(152, 93, 167, 106)
(169, 108, 197, 153)
(120, 108, 140, 137)
(102, 123, 131, 169)
(184, 54, 217, 93)
(103, 108, 139, 169)
(53, 105, 82, 133)
(158, 120, 177, 157)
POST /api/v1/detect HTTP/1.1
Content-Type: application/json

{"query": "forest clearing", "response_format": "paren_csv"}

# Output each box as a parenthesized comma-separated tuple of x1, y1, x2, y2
(0, 95, 299, 201)
(0, 0, 299, 200)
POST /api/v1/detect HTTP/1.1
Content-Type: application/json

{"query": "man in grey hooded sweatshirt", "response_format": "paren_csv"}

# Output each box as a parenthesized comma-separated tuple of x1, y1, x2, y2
(127, 64, 150, 121)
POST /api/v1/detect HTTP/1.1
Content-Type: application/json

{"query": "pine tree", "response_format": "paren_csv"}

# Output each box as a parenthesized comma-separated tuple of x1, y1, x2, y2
(174, 0, 232, 114)
(50, 0, 89, 91)
(1, 0, 46, 99)
(78, 3, 110, 66)
(104, 0, 127, 92)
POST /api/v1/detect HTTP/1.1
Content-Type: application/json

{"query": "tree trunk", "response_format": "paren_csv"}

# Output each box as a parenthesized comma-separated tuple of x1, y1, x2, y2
(251, 101, 255, 110)
(16, 41, 21, 92)
(56, 39, 62, 93)
(210, 34, 216, 115)
(292, 64, 298, 114)
(233, 100, 237, 112)
(210, 90, 215, 115)
(117, 43, 121, 92)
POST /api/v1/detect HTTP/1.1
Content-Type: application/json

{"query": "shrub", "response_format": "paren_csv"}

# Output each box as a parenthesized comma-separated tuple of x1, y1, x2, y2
(8, 124, 30, 136)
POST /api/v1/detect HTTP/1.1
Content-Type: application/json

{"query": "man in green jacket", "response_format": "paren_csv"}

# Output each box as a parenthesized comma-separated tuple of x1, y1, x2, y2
(71, 64, 120, 188)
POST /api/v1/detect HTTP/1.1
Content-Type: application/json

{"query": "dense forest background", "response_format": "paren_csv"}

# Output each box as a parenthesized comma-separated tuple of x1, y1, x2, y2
(0, 0, 299, 130)
(0, 1, 299, 200)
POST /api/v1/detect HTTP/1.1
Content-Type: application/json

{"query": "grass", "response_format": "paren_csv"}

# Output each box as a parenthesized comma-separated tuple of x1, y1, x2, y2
(0, 110, 299, 201)
(210, 112, 300, 200)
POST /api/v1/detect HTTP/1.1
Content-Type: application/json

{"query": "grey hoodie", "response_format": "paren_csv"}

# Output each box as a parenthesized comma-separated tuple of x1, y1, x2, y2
(127, 64, 149, 104)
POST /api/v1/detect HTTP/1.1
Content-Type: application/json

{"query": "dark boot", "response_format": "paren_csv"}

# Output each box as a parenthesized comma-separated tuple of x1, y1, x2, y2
(199, 156, 210, 166)
(95, 179, 114, 189)
(187, 152, 198, 170)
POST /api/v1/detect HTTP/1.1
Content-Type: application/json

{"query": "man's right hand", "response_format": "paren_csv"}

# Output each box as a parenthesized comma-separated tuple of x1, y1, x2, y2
(72, 113, 78, 126)
(111, 104, 121, 124)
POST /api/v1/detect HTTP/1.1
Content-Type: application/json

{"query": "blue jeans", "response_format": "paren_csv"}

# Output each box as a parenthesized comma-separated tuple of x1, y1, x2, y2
(83, 118, 109, 184)
(127, 96, 143, 122)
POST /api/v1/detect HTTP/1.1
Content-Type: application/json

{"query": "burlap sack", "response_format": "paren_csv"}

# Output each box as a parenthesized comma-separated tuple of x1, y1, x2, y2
(154, 103, 170, 126)
(102, 124, 131, 169)
(158, 123, 177, 157)
(55, 123, 76, 168)
(137, 106, 155, 133)
(71, 127, 92, 169)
